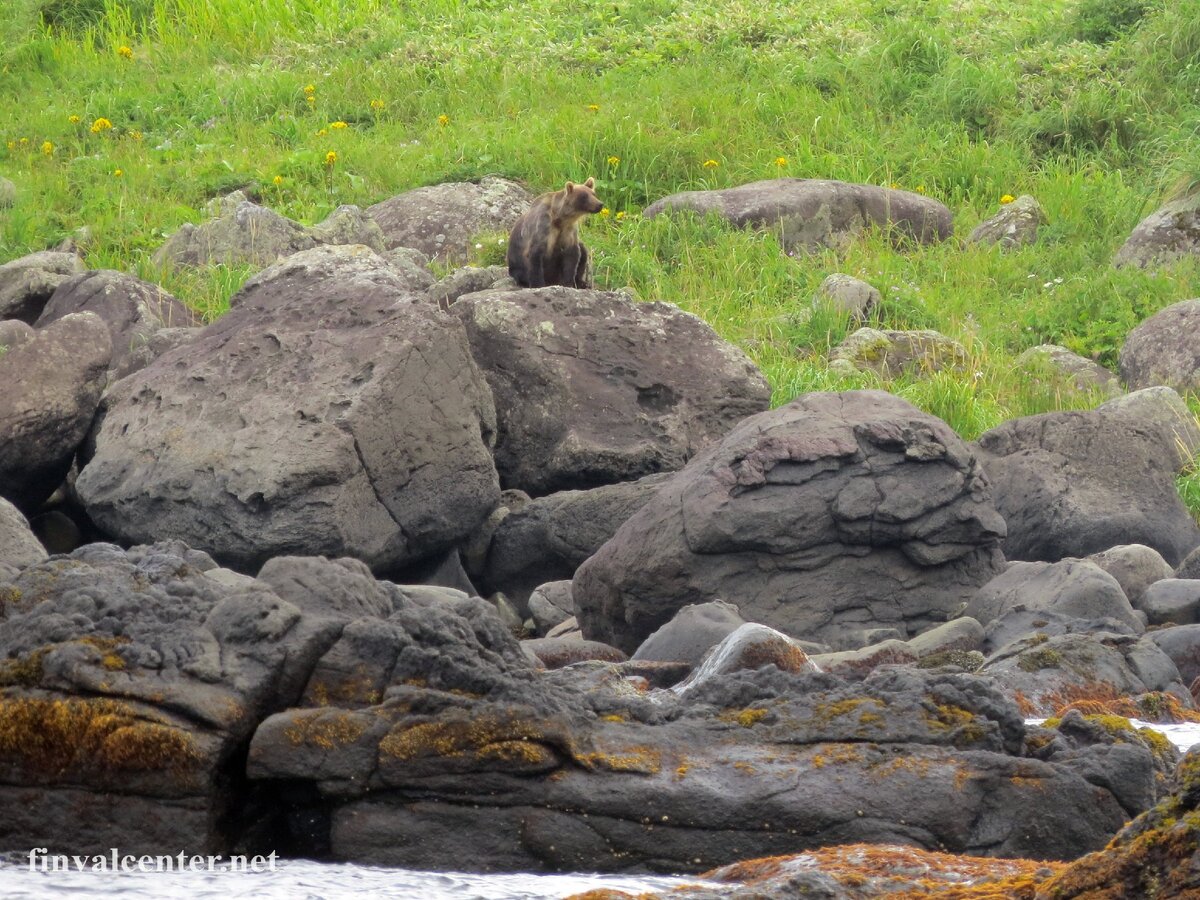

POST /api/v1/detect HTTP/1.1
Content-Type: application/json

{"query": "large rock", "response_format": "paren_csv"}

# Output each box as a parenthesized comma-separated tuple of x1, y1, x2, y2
(813, 274, 879, 322)
(966, 195, 1048, 249)
(1145, 624, 1200, 685)
(366, 176, 532, 262)
(36, 270, 201, 380)
(1138, 579, 1200, 626)
(830, 327, 967, 378)
(632, 600, 748, 666)
(1114, 191, 1200, 269)
(0, 312, 112, 510)
(574, 390, 1007, 654)
(0, 497, 46, 570)
(1119, 298, 1200, 393)
(975, 387, 1200, 566)
(1015, 344, 1121, 398)
(643, 179, 953, 253)
(76, 245, 500, 573)
(452, 287, 771, 495)
(0, 251, 86, 323)
(1084, 543, 1173, 608)
(481, 473, 671, 603)
(152, 193, 385, 268)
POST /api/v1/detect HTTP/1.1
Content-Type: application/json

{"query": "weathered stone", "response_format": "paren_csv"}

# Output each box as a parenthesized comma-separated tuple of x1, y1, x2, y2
(632, 601, 747, 666)
(307, 204, 386, 252)
(0, 312, 111, 510)
(0, 251, 86, 323)
(425, 265, 509, 308)
(1145, 624, 1200, 685)
(967, 195, 1048, 249)
(1119, 299, 1200, 393)
(907, 617, 985, 658)
(36, 270, 201, 379)
(830, 327, 967, 378)
(0, 497, 47, 570)
(644, 179, 953, 253)
(814, 274, 880, 321)
(575, 391, 1007, 654)
(1139, 579, 1200, 626)
(1084, 544, 1174, 609)
(524, 637, 627, 669)
(976, 387, 1200, 565)
(1114, 191, 1200, 268)
(366, 176, 532, 262)
(810, 640, 917, 680)
(0, 320, 33, 350)
(77, 245, 499, 572)
(453, 287, 770, 495)
(527, 581, 574, 636)
(1015, 344, 1121, 397)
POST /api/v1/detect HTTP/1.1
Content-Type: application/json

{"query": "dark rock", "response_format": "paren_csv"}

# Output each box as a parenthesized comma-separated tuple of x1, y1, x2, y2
(632, 600, 746, 666)
(830, 327, 967, 377)
(1084, 544, 1174, 609)
(0, 312, 112, 510)
(481, 473, 671, 603)
(524, 637, 628, 669)
(574, 390, 1007, 654)
(1015, 344, 1121, 398)
(0, 498, 46, 570)
(967, 195, 1048, 249)
(1145, 624, 1200, 685)
(1138, 579, 1200, 626)
(1178, 544, 1200, 579)
(975, 387, 1200, 565)
(1119, 298, 1200, 393)
(527, 581, 574, 636)
(76, 245, 500, 572)
(27, 510, 82, 555)
(453, 287, 770, 495)
(366, 177, 532, 262)
(1114, 192, 1200, 269)
(35, 270, 201, 380)
(966, 559, 1142, 634)
(643, 179, 952, 254)
(0, 251, 86, 323)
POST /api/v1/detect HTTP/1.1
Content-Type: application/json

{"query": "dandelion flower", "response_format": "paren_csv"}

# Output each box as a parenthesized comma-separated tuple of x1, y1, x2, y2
(90, 117, 113, 133)
(607, 155, 620, 166)
(599, 207, 610, 217)
(774, 156, 787, 167)
(587, 104, 600, 112)
(68, 114, 81, 124)
(331, 121, 348, 130)
(113, 169, 123, 177)
(703, 159, 719, 168)
(437, 114, 449, 127)
(615, 211, 626, 221)
(41, 141, 53, 155)
(1000, 194, 1015, 204)
(117, 45, 133, 59)
(370, 99, 385, 111)
(273, 175, 284, 186)
(325, 150, 337, 166)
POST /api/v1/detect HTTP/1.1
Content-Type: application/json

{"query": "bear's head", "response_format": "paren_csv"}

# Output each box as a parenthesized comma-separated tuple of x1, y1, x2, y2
(564, 177, 605, 215)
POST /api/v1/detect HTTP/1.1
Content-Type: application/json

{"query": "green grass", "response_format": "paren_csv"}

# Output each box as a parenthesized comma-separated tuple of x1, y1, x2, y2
(2, 0, 1200, 448)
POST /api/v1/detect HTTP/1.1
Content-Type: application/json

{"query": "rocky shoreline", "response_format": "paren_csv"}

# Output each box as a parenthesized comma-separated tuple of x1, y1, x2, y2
(2, 176, 1200, 893)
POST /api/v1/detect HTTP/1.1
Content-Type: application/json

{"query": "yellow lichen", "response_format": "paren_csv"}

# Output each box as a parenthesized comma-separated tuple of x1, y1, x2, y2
(283, 711, 368, 751)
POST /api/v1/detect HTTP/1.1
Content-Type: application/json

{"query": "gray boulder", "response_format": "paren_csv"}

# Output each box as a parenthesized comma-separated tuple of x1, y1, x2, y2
(0, 177, 13, 208)
(908, 617, 986, 658)
(307, 204, 387, 250)
(366, 176, 532, 262)
(1139, 579, 1200, 626)
(426, 265, 512, 308)
(0, 251, 86, 323)
(975, 387, 1200, 565)
(1084, 544, 1174, 608)
(981, 608, 1141, 658)
(643, 179, 953, 253)
(480, 473, 671, 603)
(810, 639, 918, 679)
(0, 312, 112, 510)
(453, 287, 771, 495)
(813, 274, 879, 321)
(574, 390, 1007, 654)
(830, 327, 967, 378)
(1145, 624, 1200, 685)
(1015, 344, 1121, 397)
(35, 270, 201, 380)
(1114, 192, 1200, 269)
(1178, 544, 1200, 580)
(1119, 299, 1200, 393)
(527, 581, 574, 635)
(672, 623, 820, 697)
(632, 600, 747, 666)
(77, 245, 500, 572)
(0, 320, 33, 350)
(0, 497, 47, 570)
(967, 195, 1048, 249)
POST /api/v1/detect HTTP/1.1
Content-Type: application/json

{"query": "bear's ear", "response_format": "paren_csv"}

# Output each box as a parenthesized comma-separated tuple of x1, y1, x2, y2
(584, 177, 595, 189)
(564, 181, 575, 193)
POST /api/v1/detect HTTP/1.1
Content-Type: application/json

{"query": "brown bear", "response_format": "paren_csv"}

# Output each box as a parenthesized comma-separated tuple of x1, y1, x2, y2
(507, 177, 604, 288)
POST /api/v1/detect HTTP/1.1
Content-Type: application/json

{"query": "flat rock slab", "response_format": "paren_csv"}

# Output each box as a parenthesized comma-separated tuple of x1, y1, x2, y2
(367, 176, 532, 262)
(77, 245, 500, 572)
(573, 390, 1007, 654)
(643, 179, 953, 253)
(452, 287, 771, 496)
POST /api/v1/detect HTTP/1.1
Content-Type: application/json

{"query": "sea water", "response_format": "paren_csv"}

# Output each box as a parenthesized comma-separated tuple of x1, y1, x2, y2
(1, 721, 1197, 899)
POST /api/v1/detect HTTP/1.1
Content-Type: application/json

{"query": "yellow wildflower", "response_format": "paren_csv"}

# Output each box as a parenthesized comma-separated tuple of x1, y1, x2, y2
(703, 159, 719, 168)
(128, 130, 142, 141)
(615, 211, 626, 221)
(599, 207, 610, 217)
(69, 114, 81, 124)
(306, 96, 316, 106)
(117, 45, 133, 59)
(889, 182, 899, 189)
(273, 175, 284, 185)
(331, 121, 348, 129)
(587, 104, 600, 111)
(90, 117, 113, 133)
(113, 169, 123, 177)
(316, 128, 329, 136)
(607, 155, 620, 166)
(304, 84, 315, 94)
(437, 114, 449, 126)
(370, 99, 385, 111)
(1000, 194, 1015, 204)
(19, 137, 27, 144)
(916, 184, 926, 193)
(774, 156, 787, 167)
(325, 150, 337, 166)
(5, 141, 13, 150)
(41, 141, 53, 155)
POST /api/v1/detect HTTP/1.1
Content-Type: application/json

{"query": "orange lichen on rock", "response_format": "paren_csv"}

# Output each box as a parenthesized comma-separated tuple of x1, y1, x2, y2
(379, 714, 561, 772)
(1051, 690, 1200, 725)
(283, 711, 369, 751)
(574, 743, 663, 775)
(718, 707, 769, 728)
(0, 695, 199, 776)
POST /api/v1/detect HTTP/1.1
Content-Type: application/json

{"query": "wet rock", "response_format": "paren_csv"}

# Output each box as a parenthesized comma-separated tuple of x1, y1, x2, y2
(575, 390, 1007, 654)
(1114, 191, 1200, 269)
(453, 287, 769, 495)
(644, 179, 953, 254)
(632, 600, 747, 666)
(1119, 298, 1200, 393)
(366, 176, 532, 263)
(76, 245, 500, 572)
(830, 327, 967, 378)
(0, 251, 86, 323)
(967, 195, 1048, 249)
(0, 498, 46, 570)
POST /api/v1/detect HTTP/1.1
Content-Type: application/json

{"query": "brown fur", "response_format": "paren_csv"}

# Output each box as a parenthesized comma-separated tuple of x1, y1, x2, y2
(507, 177, 604, 288)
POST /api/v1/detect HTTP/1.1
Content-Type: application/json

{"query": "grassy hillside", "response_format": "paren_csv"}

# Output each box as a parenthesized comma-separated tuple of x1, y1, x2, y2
(2, 0, 1199, 439)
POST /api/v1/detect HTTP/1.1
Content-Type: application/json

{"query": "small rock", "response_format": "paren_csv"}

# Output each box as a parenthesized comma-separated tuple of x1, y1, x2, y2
(527, 581, 574, 636)
(813, 273, 880, 321)
(830, 327, 967, 377)
(1015, 344, 1121, 397)
(1114, 192, 1200, 269)
(523, 637, 627, 669)
(967, 195, 1048, 249)
(1139, 579, 1200, 626)
(632, 600, 746, 666)
(0, 496, 48, 569)
(0, 177, 15, 208)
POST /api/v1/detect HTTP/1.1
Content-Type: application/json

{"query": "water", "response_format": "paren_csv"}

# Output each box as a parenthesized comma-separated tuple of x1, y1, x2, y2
(2, 721, 1197, 899)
